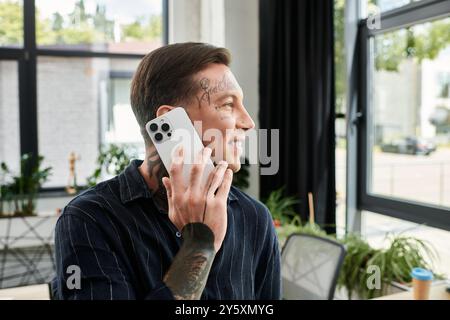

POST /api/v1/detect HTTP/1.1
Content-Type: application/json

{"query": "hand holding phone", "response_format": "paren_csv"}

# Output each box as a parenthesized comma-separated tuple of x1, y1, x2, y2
(162, 146, 232, 252)
(146, 107, 215, 189)
(146, 108, 233, 252)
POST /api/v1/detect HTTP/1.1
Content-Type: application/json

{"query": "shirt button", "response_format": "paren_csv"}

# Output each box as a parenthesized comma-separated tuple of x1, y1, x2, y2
(176, 231, 181, 238)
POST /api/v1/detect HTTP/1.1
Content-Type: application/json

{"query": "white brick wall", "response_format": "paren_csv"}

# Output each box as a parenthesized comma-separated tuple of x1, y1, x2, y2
(37, 57, 140, 187)
(37, 57, 100, 187)
(0, 60, 21, 175)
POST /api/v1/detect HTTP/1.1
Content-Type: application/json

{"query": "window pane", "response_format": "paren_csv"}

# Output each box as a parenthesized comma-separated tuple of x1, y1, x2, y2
(365, 0, 423, 16)
(335, 0, 347, 236)
(0, 0, 23, 47)
(368, 17, 450, 208)
(37, 57, 141, 188)
(0, 60, 20, 174)
(35, 0, 164, 54)
(106, 76, 142, 144)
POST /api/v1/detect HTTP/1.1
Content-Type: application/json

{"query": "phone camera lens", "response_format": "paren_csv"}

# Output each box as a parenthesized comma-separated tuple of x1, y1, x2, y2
(161, 123, 170, 132)
(149, 123, 158, 132)
(154, 133, 163, 141)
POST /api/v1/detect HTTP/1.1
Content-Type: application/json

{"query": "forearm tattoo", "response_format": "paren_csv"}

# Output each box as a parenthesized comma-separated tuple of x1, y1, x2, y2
(163, 223, 216, 300)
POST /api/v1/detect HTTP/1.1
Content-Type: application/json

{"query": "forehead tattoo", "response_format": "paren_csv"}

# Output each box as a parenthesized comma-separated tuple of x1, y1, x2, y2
(196, 73, 238, 107)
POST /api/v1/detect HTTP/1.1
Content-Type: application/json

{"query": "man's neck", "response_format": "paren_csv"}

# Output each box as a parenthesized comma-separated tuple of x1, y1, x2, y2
(138, 157, 159, 192)
(138, 147, 169, 212)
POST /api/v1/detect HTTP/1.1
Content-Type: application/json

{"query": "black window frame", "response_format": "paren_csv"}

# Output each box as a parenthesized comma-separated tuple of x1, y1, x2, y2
(357, 0, 450, 231)
(0, 0, 169, 193)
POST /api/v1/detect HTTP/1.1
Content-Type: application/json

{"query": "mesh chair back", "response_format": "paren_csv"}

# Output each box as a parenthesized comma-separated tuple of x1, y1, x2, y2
(281, 233, 346, 300)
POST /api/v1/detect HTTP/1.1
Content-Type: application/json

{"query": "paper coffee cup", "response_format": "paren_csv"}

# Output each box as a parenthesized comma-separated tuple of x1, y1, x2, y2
(411, 267, 433, 300)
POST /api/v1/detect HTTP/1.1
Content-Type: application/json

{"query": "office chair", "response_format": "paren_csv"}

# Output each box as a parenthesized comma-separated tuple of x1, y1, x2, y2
(281, 233, 346, 300)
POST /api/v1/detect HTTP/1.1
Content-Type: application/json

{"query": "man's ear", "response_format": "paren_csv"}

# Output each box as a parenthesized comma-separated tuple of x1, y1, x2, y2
(156, 105, 175, 117)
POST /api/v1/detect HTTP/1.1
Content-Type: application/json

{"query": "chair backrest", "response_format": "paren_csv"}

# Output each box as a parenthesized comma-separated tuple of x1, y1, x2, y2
(281, 233, 346, 300)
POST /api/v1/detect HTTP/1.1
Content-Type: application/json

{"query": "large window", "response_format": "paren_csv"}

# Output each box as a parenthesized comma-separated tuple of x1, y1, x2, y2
(368, 18, 450, 208)
(0, 0, 167, 189)
(358, 0, 450, 230)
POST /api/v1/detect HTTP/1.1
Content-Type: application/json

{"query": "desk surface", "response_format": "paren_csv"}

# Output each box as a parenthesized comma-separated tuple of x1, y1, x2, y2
(0, 284, 50, 300)
(375, 284, 450, 300)
(1, 283, 449, 301)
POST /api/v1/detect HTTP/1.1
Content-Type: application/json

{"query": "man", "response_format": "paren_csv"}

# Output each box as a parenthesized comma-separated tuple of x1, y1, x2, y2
(53, 42, 281, 300)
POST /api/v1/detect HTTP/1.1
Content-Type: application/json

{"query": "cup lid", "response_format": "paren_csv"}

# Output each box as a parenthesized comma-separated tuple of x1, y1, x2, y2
(411, 267, 434, 281)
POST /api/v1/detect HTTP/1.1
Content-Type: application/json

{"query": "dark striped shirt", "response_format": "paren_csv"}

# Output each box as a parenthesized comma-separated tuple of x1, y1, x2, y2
(52, 160, 281, 300)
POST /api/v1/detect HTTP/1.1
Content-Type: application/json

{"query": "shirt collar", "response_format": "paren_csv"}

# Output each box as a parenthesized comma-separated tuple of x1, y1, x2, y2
(118, 159, 238, 204)
(119, 160, 153, 204)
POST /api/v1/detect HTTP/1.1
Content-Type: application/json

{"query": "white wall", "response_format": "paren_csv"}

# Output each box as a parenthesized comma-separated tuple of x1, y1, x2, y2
(169, 0, 261, 198)
(169, 0, 225, 46)
(0, 61, 21, 174)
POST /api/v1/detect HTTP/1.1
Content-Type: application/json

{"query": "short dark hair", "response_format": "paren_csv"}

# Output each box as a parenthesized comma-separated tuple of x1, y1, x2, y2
(130, 42, 231, 146)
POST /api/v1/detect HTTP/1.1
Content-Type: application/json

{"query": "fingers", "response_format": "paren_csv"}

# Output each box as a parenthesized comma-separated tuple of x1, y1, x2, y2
(169, 145, 185, 192)
(189, 147, 212, 190)
(206, 161, 228, 198)
(215, 168, 233, 200)
(162, 177, 172, 198)
(204, 160, 219, 193)
(162, 176, 175, 220)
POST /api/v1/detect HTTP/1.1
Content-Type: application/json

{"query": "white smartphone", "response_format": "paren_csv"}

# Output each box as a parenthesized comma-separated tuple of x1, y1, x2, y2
(145, 107, 215, 187)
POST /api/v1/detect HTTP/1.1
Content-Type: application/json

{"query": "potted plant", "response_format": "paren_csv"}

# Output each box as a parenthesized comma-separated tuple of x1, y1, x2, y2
(86, 143, 138, 187)
(264, 188, 299, 226)
(337, 233, 443, 299)
(0, 154, 52, 218)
